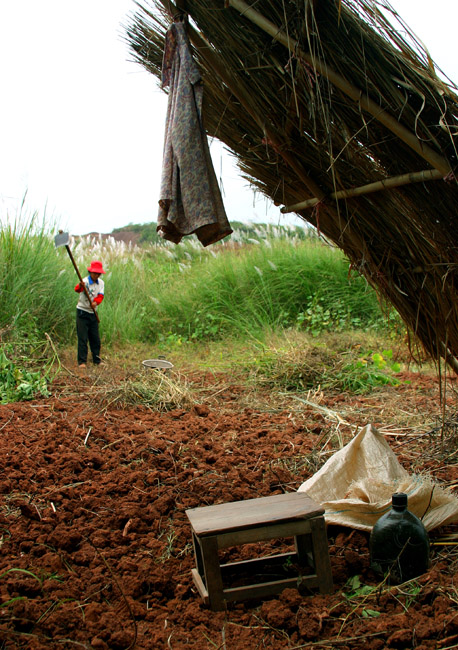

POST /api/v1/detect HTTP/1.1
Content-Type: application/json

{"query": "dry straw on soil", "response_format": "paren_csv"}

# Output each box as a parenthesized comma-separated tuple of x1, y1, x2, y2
(125, 0, 458, 373)
(84, 369, 198, 411)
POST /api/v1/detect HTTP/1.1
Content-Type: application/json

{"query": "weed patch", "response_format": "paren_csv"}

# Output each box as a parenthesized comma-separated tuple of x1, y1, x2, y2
(243, 345, 337, 391)
(333, 348, 404, 393)
(0, 339, 58, 404)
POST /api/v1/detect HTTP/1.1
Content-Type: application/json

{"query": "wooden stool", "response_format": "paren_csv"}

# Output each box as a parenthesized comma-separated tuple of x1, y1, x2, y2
(186, 492, 333, 611)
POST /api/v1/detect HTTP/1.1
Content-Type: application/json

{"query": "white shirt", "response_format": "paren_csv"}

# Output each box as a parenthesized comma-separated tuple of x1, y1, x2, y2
(76, 275, 105, 314)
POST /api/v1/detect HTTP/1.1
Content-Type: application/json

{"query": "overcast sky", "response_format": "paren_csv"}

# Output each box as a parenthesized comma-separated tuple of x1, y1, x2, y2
(0, 0, 456, 236)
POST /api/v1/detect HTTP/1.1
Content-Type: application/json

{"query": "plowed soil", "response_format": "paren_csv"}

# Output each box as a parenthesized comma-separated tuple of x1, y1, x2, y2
(1, 362, 458, 650)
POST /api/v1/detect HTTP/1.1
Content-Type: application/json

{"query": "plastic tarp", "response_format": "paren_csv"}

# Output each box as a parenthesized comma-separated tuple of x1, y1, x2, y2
(298, 424, 458, 531)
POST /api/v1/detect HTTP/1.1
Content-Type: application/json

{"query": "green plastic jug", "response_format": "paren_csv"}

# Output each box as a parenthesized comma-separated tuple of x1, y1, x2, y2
(369, 492, 430, 583)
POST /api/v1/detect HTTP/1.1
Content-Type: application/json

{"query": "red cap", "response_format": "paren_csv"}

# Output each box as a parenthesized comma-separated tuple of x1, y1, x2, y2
(87, 260, 105, 274)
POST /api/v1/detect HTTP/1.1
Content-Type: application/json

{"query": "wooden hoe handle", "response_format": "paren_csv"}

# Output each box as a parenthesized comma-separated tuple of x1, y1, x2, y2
(66, 246, 100, 323)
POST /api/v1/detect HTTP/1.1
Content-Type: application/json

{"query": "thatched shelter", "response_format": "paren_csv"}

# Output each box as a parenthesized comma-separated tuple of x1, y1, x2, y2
(125, 0, 458, 372)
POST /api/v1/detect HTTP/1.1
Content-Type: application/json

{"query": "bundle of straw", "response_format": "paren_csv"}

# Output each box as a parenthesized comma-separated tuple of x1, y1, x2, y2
(125, 0, 458, 372)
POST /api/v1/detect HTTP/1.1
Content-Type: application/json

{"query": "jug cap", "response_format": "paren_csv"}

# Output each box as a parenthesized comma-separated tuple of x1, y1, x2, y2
(392, 492, 407, 507)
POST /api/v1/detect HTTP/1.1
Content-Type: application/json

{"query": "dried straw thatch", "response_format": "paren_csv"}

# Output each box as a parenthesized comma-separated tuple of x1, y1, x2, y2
(125, 0, 458, 372)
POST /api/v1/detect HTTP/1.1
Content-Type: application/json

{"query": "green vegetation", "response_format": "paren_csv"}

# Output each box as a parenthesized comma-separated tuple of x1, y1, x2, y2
(2, 215, 398, 346)
(0, 339, 58, 403)
(142, 237, 399, 346)
(1, 212, 407, 402)
(336, 348, 403, 393)
(0, 213, 73, 339)
(237, 336, 404, 395)
(0, 347, 49, 403)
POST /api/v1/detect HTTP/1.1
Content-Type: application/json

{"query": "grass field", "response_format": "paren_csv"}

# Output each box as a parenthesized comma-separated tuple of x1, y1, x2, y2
(0, 214, 409, 402)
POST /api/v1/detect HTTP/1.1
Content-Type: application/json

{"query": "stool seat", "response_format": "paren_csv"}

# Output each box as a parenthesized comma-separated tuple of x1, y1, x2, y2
(186, 492, 333, 610)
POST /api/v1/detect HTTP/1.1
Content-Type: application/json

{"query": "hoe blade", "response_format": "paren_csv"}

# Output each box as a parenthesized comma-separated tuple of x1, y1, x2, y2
(54, 231, 70, 248)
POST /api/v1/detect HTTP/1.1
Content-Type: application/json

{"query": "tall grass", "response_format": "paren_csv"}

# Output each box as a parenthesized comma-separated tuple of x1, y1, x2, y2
(144, 238, 395, 342)
(0, 211, 73, 339)
(0, 216, 398, 349)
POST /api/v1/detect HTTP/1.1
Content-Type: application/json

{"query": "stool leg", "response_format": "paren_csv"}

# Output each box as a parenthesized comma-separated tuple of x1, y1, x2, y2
(310, 517, 333, 593)
(192, 531, 205, 579)
(294, 532, 312, 567)
(200, 536, 225, 611)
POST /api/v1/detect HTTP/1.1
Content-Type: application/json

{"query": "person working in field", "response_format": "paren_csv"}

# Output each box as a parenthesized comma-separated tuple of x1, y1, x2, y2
(75, 260, 105, 368)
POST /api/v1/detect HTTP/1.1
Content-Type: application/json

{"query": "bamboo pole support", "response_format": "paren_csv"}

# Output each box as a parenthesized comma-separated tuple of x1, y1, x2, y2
(281, 168, 444, 213)
(227, 0, 452, 177)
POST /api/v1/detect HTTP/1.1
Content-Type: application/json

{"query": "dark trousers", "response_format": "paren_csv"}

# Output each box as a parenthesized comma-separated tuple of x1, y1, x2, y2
(76, 309, 101, 365)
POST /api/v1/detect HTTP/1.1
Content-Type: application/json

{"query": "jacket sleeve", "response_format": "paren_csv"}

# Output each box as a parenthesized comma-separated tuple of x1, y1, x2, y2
(93, 294, 104, 305)
(75, 283, 83, 293)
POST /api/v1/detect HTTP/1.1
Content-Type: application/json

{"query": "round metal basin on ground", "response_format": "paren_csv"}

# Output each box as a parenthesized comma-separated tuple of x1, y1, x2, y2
(142, 359, 174, 370)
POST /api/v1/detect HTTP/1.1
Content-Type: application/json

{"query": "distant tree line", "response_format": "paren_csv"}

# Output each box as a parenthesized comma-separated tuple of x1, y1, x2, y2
(111, 220, 313, 246)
